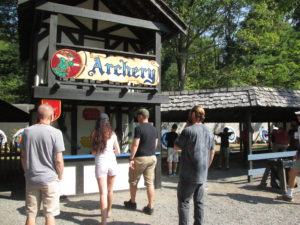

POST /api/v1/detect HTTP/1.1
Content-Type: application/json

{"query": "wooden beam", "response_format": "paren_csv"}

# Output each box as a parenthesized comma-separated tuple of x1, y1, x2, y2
(155, 31, 161, 92)
(36, 2, 169, 32)
(48, 14, 58, 87)
(63, 30, 81, 45)
(71, 104, 77, 155)
(33, 86, 169, 104)
(148, 0, 187, 35)
(246, 110, 252, 182)
(37, 28, 49, 42)
(42, 23, 142, 45)
(63, 15, 90, 33)
(110, 39, 122, 50)
(129, 42, 141, 53)
(56, 42, 156, 60)
(154, 104, 162, 188)
(92, 0, 99, 32)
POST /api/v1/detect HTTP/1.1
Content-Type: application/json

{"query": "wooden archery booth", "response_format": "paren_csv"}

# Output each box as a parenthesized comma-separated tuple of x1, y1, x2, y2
(18, 0, 186, 195)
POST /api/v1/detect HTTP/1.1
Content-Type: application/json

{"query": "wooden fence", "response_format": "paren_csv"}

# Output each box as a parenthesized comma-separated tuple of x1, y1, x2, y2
(0, 142, 24, 187)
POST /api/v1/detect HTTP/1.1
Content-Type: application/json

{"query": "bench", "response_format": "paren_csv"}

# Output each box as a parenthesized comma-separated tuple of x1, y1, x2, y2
(248, 151, 297, 193)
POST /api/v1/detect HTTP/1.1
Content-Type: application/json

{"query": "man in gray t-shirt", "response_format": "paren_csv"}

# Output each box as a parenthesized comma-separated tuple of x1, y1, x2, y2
(20, 104, 65, 225)
(175, 106, 215, 225)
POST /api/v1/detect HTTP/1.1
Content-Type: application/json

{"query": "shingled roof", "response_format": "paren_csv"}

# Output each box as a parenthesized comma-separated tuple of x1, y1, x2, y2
(161, 86, 300, 122)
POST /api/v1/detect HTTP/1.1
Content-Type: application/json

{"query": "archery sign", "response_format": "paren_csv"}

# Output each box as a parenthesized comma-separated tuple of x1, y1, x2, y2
(50, 49, 159, 86)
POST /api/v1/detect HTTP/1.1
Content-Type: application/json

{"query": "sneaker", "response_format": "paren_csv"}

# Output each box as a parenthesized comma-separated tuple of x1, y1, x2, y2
(282, 194, 294, 202)
(168, 172, 173, 176)
(172, 172, 177, 176)
(124, 200, 137, 210)
(143, 206, 154, 215)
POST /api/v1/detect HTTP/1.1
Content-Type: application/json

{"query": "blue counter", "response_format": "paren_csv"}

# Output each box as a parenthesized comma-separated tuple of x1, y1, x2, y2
(63, 152, 160, 160)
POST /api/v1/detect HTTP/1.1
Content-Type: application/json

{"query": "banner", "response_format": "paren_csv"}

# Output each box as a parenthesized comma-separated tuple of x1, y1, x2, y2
(50, 49, 159, 86)
(41, 99, 61, 121)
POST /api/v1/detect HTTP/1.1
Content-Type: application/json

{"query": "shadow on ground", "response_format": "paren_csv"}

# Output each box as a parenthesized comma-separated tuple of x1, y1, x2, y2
(209, 192, 300, 205)
(62, 198, 99, 210)
(0, 186, 25, 201)
(107, 222, 150, 225)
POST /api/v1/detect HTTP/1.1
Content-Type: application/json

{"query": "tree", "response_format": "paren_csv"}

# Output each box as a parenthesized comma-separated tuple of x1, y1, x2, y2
(235, 2, 300, 88)
(162, 0, 300, 91)
(0, 0, 29, 103)
(163, 0, 225, 90)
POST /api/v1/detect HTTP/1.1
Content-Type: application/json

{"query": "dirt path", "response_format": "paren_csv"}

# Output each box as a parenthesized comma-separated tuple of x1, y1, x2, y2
(1, 164, 300, 225)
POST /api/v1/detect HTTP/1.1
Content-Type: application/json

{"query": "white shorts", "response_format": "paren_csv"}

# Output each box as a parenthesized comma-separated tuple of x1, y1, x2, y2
(95, 158, 117, 178)
(167, 147, 179, 163)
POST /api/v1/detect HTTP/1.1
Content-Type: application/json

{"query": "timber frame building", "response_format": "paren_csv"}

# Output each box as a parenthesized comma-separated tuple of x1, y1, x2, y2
(18, 0, 186, 195)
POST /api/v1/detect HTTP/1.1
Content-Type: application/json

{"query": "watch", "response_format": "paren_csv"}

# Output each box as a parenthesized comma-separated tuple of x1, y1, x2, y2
(129, 158, 134, 161)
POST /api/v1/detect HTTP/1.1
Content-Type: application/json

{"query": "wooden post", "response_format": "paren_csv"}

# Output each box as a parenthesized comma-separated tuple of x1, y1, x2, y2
(48, 14, 58, 87)
(239, 122, 242, 157)
(71, 104, 77, 155)
(155, 31, 161, 92)
(154, 104, 162, 188)
(268, 122, 271, 151)
(154, 30, 162, 188)
(116, 107, 122, 147)
(247, 110, 252, 182)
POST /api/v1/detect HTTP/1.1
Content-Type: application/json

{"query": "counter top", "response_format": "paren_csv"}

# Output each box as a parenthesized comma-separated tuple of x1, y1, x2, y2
(63, 152, 161, 160)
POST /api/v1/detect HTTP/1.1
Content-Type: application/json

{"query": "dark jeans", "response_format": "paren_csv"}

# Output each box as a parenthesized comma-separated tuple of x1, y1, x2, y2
(177, 181, 204, 225)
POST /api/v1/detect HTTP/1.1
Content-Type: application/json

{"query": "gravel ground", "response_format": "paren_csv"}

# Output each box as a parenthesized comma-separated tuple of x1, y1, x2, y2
(1, 164, 300, 225)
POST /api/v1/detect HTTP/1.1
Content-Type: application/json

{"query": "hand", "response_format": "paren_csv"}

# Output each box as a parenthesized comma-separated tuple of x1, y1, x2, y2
(129, 160, 135, 170)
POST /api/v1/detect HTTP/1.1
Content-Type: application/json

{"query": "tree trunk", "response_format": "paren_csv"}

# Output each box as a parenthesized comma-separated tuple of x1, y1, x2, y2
(176, 33, 188, 90)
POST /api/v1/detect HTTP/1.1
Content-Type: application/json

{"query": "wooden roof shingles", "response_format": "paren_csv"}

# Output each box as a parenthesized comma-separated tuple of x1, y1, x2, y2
(161, 86, 300, 112)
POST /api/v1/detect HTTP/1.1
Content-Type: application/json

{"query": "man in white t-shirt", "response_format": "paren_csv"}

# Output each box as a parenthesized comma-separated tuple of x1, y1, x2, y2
(283, 111, 300, 202)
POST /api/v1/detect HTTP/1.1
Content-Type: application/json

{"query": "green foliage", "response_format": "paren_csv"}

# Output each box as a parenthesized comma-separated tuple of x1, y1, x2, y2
(0, 0, 18, 41)
(235, 2, 300, 88)
(162, 0, 300, 91)
(0, 1, 29, 103)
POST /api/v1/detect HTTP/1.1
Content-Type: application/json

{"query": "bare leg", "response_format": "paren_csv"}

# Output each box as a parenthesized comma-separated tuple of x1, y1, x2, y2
(97, 177, 108, 225)
(146, 185, 155, 208)
(168, 162, 172, 174)
(25, 217, 35, 225)
(130, 184, 137, 203)
(45, 216, 55, 225)
(288, 169, 299, 188)
(173, 163, 178, 173)
(107, 176, 116, 217)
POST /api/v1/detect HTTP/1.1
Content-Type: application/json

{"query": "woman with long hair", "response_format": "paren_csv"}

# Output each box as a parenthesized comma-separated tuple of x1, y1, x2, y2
(91, 113, 120, 225)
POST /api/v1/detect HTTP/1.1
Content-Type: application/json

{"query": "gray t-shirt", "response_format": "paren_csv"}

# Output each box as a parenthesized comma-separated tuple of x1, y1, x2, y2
(175, 124, 214, 184)
(20, 124, 65, 186)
